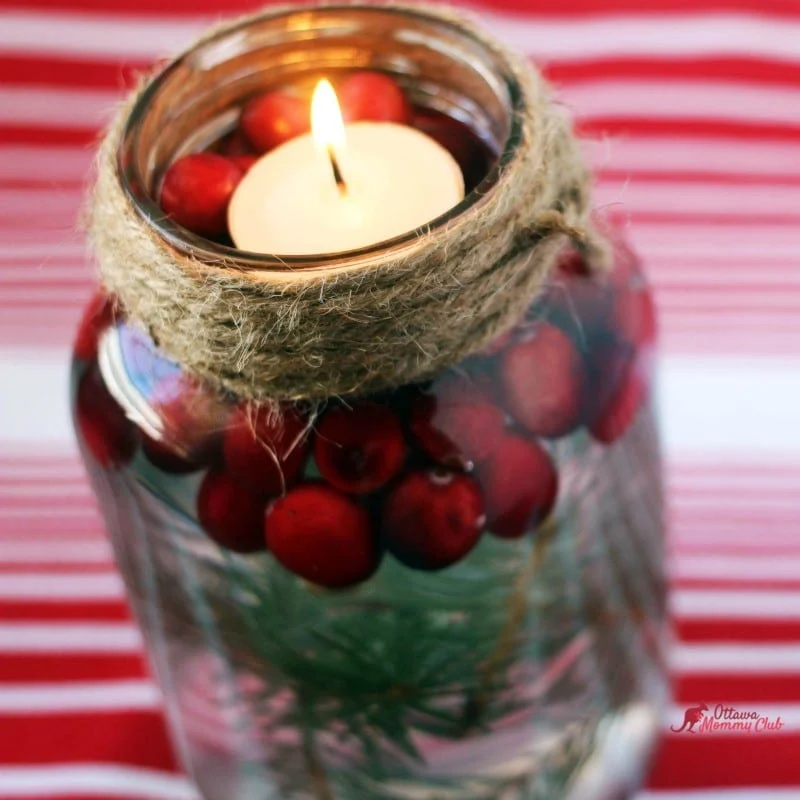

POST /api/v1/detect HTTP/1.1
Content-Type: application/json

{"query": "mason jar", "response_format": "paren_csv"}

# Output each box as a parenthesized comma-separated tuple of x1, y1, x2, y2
(71, 5, 669, 799)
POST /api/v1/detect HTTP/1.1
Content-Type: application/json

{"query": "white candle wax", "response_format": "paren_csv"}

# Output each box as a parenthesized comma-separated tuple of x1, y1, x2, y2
(228, 121, 465, 256)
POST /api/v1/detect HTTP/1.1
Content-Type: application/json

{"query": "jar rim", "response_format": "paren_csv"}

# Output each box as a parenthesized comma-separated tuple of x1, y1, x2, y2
(117, 2, 525, 273)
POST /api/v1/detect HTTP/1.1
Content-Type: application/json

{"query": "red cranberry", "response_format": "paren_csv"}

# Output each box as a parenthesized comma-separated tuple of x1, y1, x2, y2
(606, 226, 641, 284)
(588, 350, 649, 444)
(197, 470, 267, 553)
(382, 470, 485, 571)
(610, 275, 657, 351)
(160, 153, 244, 238)
(240, 91, 309, 153)
(501, 323, 586, 438)
(411, 107, 491, 191)
(218, 129, 256, 157)
(230, 154, 259, 174)
(75, 366, 138, 469)
(411, 109, 480, 175)
(150, 374, 227, 469)
(314, 402, 405, 494)
(410, 377, 506, 470)
(74, 291, 117, 362)
(477, 434, 557, 539)
(556, 247, 591, 277)
(265, 484, 379, 588)
(596, 227, 656, 349)
(224, 405, 310, 497)
(339, 72, 410, 124)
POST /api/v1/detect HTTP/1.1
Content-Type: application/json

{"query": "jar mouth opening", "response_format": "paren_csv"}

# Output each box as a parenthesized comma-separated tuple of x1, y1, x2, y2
(118, 3, 524, 272)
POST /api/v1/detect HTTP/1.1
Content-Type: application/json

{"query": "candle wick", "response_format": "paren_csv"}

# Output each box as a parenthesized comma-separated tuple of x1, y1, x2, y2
(327, 146, 348, 196)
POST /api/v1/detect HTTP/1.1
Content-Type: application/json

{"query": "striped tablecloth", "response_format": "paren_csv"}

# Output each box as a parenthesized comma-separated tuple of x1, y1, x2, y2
(1, 0, 799, 797)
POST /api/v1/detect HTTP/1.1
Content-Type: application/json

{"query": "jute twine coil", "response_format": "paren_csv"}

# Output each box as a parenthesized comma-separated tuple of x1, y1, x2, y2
(89, 2, 603, 403)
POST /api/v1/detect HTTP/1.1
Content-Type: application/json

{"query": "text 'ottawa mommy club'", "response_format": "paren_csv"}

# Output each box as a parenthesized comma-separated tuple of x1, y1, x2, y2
(671, 703, 785, 735)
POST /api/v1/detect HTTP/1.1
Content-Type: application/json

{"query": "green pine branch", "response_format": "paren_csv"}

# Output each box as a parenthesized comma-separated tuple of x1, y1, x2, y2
(125, 446, 642, 798)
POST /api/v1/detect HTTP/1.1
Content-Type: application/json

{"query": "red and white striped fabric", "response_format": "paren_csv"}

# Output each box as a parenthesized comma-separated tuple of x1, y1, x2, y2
(1, 0, 799, 797)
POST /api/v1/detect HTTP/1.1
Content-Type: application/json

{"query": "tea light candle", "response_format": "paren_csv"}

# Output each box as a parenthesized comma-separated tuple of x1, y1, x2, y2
(228, 80, 465, 255)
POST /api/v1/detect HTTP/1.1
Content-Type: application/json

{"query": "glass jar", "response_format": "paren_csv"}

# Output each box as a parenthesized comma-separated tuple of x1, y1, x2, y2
(72, 5, 669, 800)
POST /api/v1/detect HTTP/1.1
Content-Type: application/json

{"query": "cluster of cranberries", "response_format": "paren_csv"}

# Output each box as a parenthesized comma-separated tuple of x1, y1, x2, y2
(158, 71, 491, 242)
(74, 65, 655, 590)
(73, 235, 655, 590)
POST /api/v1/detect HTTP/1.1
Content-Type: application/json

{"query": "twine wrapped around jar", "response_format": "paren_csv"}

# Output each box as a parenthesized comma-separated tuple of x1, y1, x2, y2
(88, 2, 604, 402)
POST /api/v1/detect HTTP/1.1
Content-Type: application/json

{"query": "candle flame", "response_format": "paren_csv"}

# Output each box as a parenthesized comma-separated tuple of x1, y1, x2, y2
(311, 79, 346, 152)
